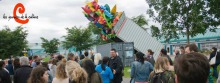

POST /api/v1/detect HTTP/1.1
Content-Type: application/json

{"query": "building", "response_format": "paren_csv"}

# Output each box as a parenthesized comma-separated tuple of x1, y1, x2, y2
(161, 29, 220, 55)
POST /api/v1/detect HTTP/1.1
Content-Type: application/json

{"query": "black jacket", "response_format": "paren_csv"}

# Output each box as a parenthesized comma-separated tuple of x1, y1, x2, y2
(14, 65, 32, 83)
(108, 56, 123, 83)
(0, 68, 11, 83)
(209, 51, 220, 64)
(147, 56, 155, 66)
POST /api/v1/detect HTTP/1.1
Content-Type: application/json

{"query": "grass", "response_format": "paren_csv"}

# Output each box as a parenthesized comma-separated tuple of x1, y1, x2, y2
(124, 66, 131, 78)
(42, 56, 50, 62)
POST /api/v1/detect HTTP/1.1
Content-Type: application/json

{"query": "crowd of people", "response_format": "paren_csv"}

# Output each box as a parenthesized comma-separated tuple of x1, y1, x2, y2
(0, 44, 219, 83)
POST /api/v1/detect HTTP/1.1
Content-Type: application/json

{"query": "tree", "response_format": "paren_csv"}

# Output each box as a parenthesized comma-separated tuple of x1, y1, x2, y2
(63, 26, 94, 54)
(0, 26, 28, 59)
(41, 37, 60, 54)
(146, 0, 219, 44)
(131, 14, 148, 30)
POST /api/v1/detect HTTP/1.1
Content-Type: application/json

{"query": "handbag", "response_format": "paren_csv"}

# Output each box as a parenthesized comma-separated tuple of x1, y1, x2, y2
(210, 52, 218, 65)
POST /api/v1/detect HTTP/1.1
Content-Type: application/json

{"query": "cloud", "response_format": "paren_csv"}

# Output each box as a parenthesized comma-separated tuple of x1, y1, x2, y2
(0, 0, 153, 43)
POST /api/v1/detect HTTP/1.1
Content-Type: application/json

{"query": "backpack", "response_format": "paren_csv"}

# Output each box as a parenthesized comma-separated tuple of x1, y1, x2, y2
(149, 71, 174, 83)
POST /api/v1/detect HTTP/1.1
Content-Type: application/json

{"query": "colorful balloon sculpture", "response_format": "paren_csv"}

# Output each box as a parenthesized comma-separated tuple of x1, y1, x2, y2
(82, 0, 122, 41)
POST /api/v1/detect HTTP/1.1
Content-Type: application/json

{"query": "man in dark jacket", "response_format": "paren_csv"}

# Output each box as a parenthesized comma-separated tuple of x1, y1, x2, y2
(209, 47, 220, 78)
(0, 61, 11, 83)
(108, 48, 123, 83)
(14, 56, 32, 83)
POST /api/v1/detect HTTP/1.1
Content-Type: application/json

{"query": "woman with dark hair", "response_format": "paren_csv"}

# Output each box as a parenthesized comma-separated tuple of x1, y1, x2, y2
(13, 58, 20, 71)
(79, 55, 85, 67)
(160, 49, 173, 66)
(0, 61, 11, 83)
(28, 66, 49, 83)
(42, 62, 53, 83)
(95, 56, 113, 83)
(130, 52, 153, 83)
(146, 49, 155, 66)
(82, 60, 102, 83)
(209, 47, 220, 78)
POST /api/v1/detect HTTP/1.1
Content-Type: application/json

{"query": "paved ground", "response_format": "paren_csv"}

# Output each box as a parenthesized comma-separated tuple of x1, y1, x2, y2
(122, 78, 130, 83)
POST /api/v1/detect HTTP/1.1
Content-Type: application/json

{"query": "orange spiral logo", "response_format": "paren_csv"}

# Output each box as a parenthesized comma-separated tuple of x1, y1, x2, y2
(13, 3, 29, 24)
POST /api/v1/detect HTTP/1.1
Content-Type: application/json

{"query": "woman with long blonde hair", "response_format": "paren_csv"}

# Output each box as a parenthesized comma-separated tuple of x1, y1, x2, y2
(94, 53, 102, 66)
(148, 56, 175, 83)
(52, 62, 68, 83)
(66, 61, 88, 83)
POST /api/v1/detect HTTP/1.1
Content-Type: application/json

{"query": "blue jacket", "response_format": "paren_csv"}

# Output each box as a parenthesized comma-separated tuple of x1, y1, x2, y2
(131, 61, 153, 82)
(95, 64, 113, 83)
(6, 60, 14, 75)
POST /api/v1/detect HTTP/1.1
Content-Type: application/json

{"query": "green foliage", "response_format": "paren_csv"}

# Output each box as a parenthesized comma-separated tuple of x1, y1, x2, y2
(0, 26, 28, 59)
(131, 14, 148, 30)
(63, 26, 94, 53)
(146, 0, 220, 43)
(41, 37, 60, 54)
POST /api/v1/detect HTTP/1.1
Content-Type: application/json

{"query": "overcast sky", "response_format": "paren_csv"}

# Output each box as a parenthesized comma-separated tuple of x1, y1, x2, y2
(0, 0, 157, 43)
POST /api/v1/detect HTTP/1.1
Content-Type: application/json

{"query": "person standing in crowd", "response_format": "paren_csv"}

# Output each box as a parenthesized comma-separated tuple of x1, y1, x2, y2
(174, 49, 180, 59)
(174, 52, 210, 83)
(6, 60, 14, 81)
(79, 55, 85, 67)
(67, 53, 75, 61)
(96, 56, 113, 83)
(180, 46, 185, 54)
(82, 51, 92, 64)
(83, 60, 102, 83)
(66, 61, 88, 83)
(90, 50, 95, 62)
(14, 56, 32, 83)
(185, 43, 199, 54)
(131, 52, 153, 83)
(108, 48, 123, 83)
(29, 56, 33, 65)
(42, 62, 53, 83)
(31, 55, 38, 68)
(57, 55, 64, 65)
(28, 66, 49, 83)
(13, 58, 20, 71)
(75, 56, 79, 62)
(0, 61, 11, 83)
(148, 56, 175, 83)
(209, 47, 220, 78)
(94, 53, 102, 66)
(146, 49, 155, 66)
(160, 49, 173, 66)
(51, 59, 57, 78)
(48, 60, 53, 70)
(52, 63, 68, 83)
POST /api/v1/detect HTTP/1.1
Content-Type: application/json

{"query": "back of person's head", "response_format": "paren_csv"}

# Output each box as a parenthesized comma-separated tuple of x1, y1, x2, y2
(82, 60, 96, 80)
(154, 56, 169, 72)
(0, 61, 5, 69)
(66, 61, 87, 83)
(20, 56, 29, 66)
(68, 53, 74, 60)
(62, 58, 67, 63)
(212, 47, 217, 52)
(135, 52, 145, 64)
(8, 60, 12, 64)
(84, 51, 89, 57)
(33, 55, 38, 60)
(160, 49, 167, 55)
(56, 62, 67, 80)
(174, 52, 210, 83)
(42, 62, 49, 70)
(94, 53, 102, 65)
(180, 46, 184, 50)
(29, 56, 32, 61)
(28, 66, 47, 83)
(57, 55, 63, 61)
(111, 48, 117, 52)
(101, 56, 109, 71)
(36, 60, 41, 66)
(14, 58, 20, 66)
(80, 55, 85, 60)
(52, 59, 57, 65)
(185, 43, 199, 52)
(147, 49, 154, 55)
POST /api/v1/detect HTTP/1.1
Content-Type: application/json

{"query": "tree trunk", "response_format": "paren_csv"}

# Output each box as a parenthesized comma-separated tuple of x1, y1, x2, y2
(186, 27, 190, 44)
